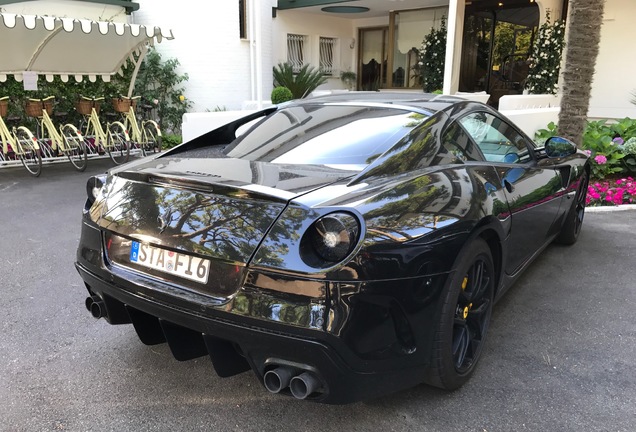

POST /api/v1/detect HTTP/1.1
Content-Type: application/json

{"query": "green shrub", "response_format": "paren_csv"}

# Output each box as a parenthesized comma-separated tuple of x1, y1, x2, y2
(416, 17, 447, 93)
(622, 137, 636, 173)
(162, 133, 182, 149)
(535, 119, 633, 179)
(133, 49, 191, 134)
(534, 121, 559, 145)
(525, 12, 566, 95)
(271, 86, 293, 104)
(273, 63, 327, 99)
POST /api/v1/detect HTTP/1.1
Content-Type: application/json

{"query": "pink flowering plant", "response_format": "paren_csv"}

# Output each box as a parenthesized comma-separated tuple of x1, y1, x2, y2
(587, 177, 636, 206)
(535, 118, 636, 179)
(582, 120, 627, 179)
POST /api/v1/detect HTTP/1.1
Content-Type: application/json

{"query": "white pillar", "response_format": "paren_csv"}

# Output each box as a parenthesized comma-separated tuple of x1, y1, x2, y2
(249, 0, 257, 102)
(254, 0, 263, 109)
(536, 0, 563, 22)
(443, 0, 465, 95)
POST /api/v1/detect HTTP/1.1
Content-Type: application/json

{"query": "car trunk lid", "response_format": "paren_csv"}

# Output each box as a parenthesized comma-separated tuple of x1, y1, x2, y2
(91, 157, 357, 300)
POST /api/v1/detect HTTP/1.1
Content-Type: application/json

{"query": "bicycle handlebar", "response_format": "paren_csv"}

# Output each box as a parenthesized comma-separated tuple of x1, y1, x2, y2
(80, 95, 105, 102)
(118, 95, 141, 101)
(28, 96, 55, 102)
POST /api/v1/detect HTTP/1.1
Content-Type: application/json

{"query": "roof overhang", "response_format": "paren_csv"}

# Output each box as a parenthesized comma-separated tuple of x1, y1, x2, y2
(0, 13, 173, 83)
(0, 0, 140, 15)
(277, 0, 354, 9)
(276, 0, 451, 19)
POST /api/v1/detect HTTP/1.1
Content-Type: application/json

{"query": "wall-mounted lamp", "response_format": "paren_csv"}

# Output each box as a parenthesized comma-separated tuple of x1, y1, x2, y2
(350, 38, 356, 49)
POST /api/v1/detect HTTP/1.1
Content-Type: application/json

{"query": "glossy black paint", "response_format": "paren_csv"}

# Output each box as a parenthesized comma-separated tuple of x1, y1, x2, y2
(75, 93, 590, 404)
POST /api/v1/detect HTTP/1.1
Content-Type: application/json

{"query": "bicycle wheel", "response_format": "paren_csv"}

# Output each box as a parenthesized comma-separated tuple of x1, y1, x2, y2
(142, 121, 162, 156)
(80, 120, 100, 155)
(37, 136, 55, 159)
(61, 124, 87, 171)
(35, 120, 56, 158)
(15, 126, 42, 177)
(78, 118, 89, 136)
(106, 122, 130, 165)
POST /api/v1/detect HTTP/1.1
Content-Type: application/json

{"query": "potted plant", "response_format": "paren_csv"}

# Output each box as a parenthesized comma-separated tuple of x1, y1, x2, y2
(340, 71, 356, 90)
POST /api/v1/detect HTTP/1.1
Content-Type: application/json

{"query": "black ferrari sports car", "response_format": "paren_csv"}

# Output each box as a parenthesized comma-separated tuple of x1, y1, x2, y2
(75, 93, 589, 404)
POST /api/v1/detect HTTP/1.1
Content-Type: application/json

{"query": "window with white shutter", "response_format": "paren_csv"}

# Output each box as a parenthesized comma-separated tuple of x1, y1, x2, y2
(319, 37, 336, 75)
(287, 34, 307, 73)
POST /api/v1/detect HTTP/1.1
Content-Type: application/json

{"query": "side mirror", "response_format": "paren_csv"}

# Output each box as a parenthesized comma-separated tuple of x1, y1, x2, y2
(545, 136, 577, 158)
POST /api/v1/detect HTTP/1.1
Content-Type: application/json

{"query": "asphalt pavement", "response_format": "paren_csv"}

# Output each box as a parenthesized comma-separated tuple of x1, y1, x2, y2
(1, 159, 635, 432)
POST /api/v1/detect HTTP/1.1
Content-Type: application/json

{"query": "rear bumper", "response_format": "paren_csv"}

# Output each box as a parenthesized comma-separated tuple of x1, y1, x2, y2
(76, 261, 432, 404)
(75, 218, 448, 404)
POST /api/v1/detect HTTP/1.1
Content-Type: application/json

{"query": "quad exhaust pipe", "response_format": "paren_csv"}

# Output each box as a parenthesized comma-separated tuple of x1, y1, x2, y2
(85, 295, 106, 319)
(263, 366, 294, 393)
(289, 371, 321, 400)
(263, 366, 323, 399)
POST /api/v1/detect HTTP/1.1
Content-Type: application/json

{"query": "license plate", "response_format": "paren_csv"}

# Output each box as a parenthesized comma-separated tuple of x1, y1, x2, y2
(129, 241, 211, 284)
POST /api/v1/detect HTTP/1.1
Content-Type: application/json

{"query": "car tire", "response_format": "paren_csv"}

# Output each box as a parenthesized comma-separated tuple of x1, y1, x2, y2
(555, 172, 589, 246)
(427, 237, 495, 391)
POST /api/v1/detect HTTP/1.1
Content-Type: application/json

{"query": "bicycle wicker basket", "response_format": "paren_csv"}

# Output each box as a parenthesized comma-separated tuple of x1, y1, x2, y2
(25, 100, 53, 117)
(112, 98, 133, 113)
(75, 99, 100, 115)
(0, 100, 7, 118)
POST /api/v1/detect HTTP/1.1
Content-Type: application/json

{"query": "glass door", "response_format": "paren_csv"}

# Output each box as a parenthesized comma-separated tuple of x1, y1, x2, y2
(459, 1, 539, 106)
(358, 27, 388, 90)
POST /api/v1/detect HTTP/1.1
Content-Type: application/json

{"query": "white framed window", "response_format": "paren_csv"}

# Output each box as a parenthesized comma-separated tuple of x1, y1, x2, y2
(287, 34, 307, 73)
(319, 37, 337, 76)
(239, 0, 247, 39)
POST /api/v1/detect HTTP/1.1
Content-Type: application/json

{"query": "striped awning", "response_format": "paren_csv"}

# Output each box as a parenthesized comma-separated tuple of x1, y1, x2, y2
(0, 13, 173, 83)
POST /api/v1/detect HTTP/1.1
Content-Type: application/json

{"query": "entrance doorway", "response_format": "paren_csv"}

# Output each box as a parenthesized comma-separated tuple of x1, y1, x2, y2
(358, 27, 388, 91)
(357, 7, 447, 91)
(459, 0, 540, 107)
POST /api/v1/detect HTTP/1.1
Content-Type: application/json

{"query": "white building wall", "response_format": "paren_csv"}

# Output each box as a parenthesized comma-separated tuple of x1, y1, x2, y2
(78, 0, 634, 121)
(273, 10, 357, 91)
(258, 0, 275, 105)
(588, 0, 636, 119)
(1, 0, 127, 21)
(133, 0, 275, 112)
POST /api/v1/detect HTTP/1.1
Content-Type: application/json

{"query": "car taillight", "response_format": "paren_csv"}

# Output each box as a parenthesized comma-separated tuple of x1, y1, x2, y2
(304, 212, 360, 263)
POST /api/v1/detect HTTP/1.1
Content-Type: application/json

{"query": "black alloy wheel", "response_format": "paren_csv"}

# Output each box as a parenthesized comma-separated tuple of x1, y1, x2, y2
(555, 171, 589, 245)
(428, 238, 494, 390)
(452, 253, 493, 374)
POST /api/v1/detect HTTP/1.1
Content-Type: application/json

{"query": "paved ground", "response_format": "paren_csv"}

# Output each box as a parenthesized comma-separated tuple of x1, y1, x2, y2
(1, 160, 635, 432)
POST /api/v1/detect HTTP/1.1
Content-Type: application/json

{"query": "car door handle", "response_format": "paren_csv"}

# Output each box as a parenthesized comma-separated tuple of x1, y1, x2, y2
(503, 179, 514, 193)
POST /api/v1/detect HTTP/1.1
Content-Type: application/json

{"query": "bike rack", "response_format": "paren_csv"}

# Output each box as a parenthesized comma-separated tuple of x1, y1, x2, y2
(0, 13, 172, 172)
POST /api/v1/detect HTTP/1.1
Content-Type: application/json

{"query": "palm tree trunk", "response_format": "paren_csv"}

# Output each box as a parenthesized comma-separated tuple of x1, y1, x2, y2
(558, 0, 605, 146)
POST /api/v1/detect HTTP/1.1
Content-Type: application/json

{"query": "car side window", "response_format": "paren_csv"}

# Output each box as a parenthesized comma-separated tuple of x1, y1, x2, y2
(459, 112, 531, 163)
(441, 122, 478, 162)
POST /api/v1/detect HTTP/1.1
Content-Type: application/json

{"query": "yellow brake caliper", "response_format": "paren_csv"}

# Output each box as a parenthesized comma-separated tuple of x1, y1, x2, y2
(461, 277, 471, 319)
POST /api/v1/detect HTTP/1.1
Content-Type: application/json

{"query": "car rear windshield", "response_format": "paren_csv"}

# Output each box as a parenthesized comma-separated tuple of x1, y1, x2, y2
(224, 104, 428, 168)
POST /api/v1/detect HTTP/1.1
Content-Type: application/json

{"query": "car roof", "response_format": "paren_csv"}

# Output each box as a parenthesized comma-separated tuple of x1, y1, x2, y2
(297, 91, 479, 113)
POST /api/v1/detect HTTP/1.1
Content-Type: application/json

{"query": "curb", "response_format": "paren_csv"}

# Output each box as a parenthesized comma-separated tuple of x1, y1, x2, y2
(587, 204, 636, 212)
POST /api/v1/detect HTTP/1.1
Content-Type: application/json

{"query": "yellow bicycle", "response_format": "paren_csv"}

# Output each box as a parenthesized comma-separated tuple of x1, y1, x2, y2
(113, 96, 162, 157)
(26, 96, 87, 172)
(76, 96, 130, 165)
(0, 96, 41, 176)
